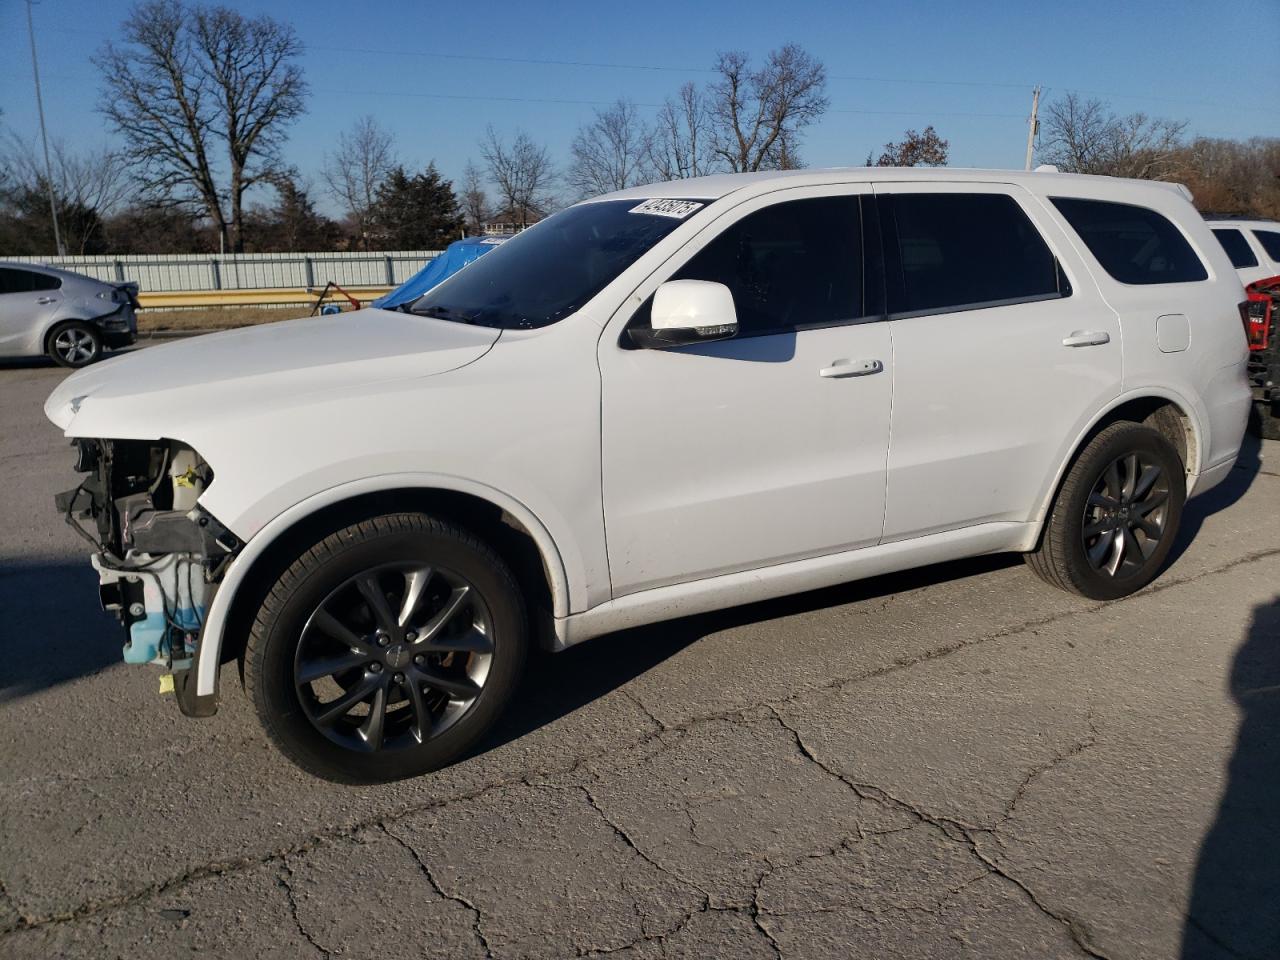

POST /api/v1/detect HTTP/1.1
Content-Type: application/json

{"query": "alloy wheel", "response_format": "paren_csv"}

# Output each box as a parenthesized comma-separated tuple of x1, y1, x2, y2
(53, 327, 98, 365)
(1081, 452, 1170, 579)
(294, 563, 494, 753)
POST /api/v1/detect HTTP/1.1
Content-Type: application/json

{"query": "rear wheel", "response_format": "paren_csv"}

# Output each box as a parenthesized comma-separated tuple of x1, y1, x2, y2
(47, 321, 102, 368)
(244, 513, 527, 783)
(1026, 422, 1185, 601)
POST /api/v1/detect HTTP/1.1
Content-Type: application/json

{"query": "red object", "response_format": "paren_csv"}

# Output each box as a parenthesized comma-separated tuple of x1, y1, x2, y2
(1244, 276, 1280, 352)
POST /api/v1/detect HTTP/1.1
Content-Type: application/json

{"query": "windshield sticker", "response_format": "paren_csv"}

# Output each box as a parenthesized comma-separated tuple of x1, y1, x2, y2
(629, 199, 703, 219)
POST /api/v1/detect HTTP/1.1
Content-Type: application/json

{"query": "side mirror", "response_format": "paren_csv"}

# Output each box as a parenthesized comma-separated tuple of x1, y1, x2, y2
(630, 280, 738, 349)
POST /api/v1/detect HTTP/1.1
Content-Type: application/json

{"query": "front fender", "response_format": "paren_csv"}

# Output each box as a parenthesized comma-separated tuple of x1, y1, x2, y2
(194, 472, 574, 698)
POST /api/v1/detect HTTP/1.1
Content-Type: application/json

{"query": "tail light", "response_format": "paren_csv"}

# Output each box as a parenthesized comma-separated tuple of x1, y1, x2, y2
(1244, 296, 1271, 351)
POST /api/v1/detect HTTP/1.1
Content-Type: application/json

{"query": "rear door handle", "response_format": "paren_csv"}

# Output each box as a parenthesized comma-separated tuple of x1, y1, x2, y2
(820, 358, 883, 378)
(1062, 330, 1111, 347)
(36, 297, 57, 304)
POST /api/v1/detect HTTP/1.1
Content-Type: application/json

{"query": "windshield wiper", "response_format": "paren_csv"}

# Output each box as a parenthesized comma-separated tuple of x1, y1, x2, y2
(412, 303, 475, 323)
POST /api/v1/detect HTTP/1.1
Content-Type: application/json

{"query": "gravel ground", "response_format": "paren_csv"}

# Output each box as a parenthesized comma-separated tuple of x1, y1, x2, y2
(2, 351, 1278, 959)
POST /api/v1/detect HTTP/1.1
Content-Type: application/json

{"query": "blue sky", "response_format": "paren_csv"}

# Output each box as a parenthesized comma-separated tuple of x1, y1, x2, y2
(3, 0, 1277, 215)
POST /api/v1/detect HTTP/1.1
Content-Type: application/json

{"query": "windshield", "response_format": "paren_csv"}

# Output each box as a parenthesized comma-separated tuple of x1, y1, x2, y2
(409, 198, 708, 328)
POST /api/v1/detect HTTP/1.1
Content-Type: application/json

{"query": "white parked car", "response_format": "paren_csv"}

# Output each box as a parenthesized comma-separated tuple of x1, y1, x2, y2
(0, 262, 139, 367)
(45, 168, 1252, 782)
(1206, 218, 1280, 286)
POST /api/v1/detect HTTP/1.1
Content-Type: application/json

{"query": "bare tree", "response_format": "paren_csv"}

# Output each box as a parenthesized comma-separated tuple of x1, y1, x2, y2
(460, 160, 489, 235)
(567, 99, 653, 199)
(480, 127, 556, 228)
(869, 126, 949, 167)
(323, 116, 395, 250)
(1040, 93, 1187, 180)
(1, 133, 133, 252)
(95, 0, 307, 251)
(707, 44, 828, 172)
(649, 83, 716, 181)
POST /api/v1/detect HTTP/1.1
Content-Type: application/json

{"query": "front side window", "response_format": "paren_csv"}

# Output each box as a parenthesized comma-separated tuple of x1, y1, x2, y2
(1212, 228, 1259, 268)
(1252, 229, 1280, 263)
(883, 193, 1070, 316)
(630, 195, 866, 339)
(410, 199, 707, 329)
(1051, 197, 1207, 285)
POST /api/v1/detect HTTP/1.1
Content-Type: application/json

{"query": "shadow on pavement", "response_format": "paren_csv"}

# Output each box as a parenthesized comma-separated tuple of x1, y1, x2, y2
(1166, 432, 1263, 572)
(1181, 596, 1280, 959)
(480, 552, 1017, 753)
(0, 559, 120, 701)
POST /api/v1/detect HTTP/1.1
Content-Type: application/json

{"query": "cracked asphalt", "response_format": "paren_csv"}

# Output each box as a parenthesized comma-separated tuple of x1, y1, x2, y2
(3, 352, 1280, 959)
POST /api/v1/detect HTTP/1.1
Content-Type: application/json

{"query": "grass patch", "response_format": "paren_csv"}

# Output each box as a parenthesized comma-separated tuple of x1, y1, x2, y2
(138, 305, 318, 332)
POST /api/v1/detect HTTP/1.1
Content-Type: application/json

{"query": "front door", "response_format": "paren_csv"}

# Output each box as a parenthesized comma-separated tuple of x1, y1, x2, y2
(599, 186, 892, 597)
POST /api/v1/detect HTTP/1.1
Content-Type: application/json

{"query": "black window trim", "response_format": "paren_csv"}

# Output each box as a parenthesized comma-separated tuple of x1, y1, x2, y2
(620, 192, 887, 348)
(1049, 195, 1209, 286)
(877, 191, 1075, 321)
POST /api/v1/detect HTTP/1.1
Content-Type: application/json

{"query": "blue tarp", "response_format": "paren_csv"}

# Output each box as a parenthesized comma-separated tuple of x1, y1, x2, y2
(373, 236, 508, 309)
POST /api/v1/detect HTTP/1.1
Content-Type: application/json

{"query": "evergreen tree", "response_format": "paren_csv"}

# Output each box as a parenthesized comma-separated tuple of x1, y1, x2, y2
(368, 163, 463, 249)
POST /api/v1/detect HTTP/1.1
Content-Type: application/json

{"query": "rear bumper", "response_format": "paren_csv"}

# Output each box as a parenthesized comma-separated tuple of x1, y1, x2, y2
(1189, 457, 1237, 499)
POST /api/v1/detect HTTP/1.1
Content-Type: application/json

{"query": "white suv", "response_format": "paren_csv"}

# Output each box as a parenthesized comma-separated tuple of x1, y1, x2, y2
(1206, 218, 1280, 285)
(46, 168, 1252, 782)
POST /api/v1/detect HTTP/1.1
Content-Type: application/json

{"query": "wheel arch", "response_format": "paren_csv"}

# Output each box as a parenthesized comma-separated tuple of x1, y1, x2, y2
(41, 316, 93, 351)
(195, 477, 571, 699)
(1031, 389, 1203, 531)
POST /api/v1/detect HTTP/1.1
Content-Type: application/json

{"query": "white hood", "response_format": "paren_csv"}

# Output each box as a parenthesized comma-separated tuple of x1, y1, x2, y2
(45, 309, 501, 438)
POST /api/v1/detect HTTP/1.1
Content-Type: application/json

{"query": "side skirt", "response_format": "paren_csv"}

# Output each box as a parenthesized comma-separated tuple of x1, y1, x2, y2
(551, 521, 1039, 650)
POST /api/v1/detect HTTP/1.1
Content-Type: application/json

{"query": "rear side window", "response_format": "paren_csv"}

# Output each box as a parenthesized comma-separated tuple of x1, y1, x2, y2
(651, 195, 866, 338)
(1051, 198, 1207, 284)
(1211, 228, 1258, 268)
(0, 268, 61, 294)
(1252, 230, 1280, 263)
(882, 193, 1070, 316)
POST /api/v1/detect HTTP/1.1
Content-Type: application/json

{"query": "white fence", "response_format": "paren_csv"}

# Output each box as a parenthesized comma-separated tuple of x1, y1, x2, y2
(5, 250, 444, 292)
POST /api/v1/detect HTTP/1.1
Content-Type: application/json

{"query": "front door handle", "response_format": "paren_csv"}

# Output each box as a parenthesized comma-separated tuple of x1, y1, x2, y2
(1062, 330, 1111, 347)
(35, 297, 57, 304)
(820, 358, 883, 378)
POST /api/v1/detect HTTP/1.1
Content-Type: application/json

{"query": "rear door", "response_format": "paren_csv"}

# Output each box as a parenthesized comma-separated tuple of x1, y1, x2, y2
(874, 182, 1120, 541)
(0, 267, 63, 355)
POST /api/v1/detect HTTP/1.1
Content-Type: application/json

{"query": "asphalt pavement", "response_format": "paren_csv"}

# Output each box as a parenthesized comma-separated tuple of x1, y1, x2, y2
(2, 350, 1279, 959)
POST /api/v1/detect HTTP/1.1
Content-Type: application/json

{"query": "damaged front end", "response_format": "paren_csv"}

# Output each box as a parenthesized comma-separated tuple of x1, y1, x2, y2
(56, 437, 239, 716)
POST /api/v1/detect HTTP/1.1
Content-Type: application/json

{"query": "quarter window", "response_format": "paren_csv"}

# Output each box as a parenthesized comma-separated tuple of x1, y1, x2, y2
(1212, 228, 1259, 268)
(1252, 229, 1280, 263)
(635, 195, 866, 339)
(1051, 197, 1207, 284)
(883, 193, 1070, 316)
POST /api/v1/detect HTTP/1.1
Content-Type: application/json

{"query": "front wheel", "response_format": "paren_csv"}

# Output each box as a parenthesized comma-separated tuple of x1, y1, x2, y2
(1026, 422, 1185, 601)
(244, 513, 527, 783)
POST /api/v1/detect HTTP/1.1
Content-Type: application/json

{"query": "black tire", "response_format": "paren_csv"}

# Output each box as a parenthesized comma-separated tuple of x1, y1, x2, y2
(47, 320, 102, 368)
(243, 513, 527, 783)
(1026, 422, 1185, 601)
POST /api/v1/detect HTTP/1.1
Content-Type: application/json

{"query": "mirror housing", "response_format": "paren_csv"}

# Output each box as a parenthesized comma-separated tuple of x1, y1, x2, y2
(630, 280, 738, 349)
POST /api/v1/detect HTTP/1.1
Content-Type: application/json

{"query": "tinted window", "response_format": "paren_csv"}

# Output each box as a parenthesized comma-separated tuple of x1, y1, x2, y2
(1051, 197, 1207, 284)
(643, 196, 865, 338)
(0, 268, 61, 294)
(1253, 230, 1280, 263)
(1213, 228, 1259, 268)
(410, 199, 704, 329)
(883, 193, 1069, 316)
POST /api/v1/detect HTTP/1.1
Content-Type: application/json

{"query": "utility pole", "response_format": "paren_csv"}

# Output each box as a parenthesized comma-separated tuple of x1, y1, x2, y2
(1024, 85, 1041, 171)
(25, 0, 64, 257)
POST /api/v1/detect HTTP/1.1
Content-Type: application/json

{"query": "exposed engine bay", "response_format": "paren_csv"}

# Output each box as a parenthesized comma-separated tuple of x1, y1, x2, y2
(55, 438, 238, 715)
